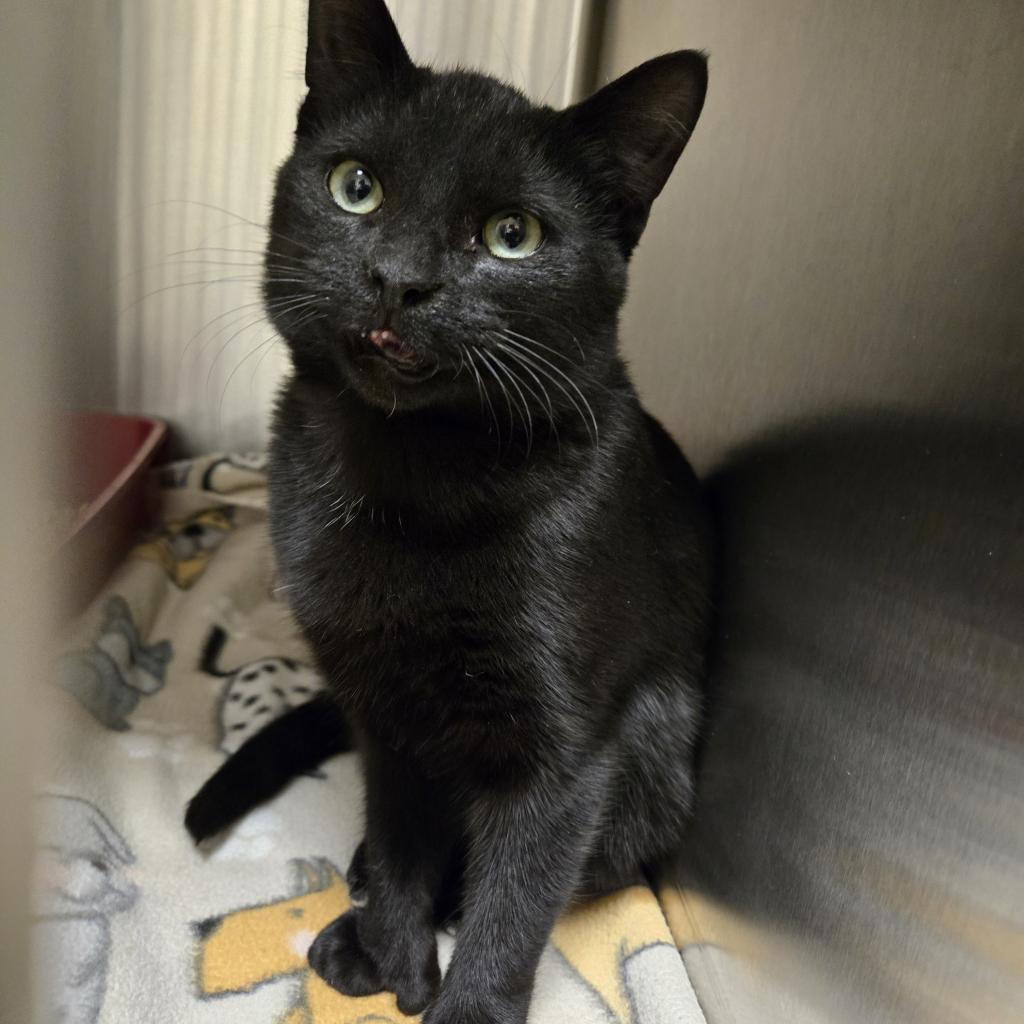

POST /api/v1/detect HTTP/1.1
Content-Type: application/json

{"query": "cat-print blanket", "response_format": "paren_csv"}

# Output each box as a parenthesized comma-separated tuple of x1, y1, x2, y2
(39, 453, 707, 1024)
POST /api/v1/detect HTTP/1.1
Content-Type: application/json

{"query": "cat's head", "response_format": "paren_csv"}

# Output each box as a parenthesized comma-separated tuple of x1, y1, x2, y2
(266, 0, 706, 424)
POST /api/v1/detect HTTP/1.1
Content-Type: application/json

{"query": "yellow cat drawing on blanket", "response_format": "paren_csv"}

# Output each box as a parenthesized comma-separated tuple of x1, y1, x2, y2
(195, 858, 407, 1023)
(133, 507, 235, 589)
(195, 856, 676, 1024)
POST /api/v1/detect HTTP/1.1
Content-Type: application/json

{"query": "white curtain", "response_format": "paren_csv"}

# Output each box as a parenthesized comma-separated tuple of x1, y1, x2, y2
(111, 0, 594, 453)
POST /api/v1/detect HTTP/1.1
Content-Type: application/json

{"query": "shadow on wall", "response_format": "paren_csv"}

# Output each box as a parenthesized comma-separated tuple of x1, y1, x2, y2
(680, 412, 1023, 1024)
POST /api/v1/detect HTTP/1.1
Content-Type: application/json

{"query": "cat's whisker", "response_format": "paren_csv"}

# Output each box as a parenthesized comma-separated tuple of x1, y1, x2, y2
(263, 276, 318, 286)
(204, 295, 319, 385)
(152, 254, 307, 277)
(465, 347, 501, 445)
(205, 313, 273, 388)
(118, 275, 264, 318)
(481, 348, 534, 456)
(460, 345, 482, 414)
(219, 335, 280, 419)
(222, 305, 325, 413)
(493, 334, 599, 446)
(486, 332, 558, 436)
(497, 327, 598, 404)
(494, 349, 556, 453)
(166, 245, 309, 266)
(262, 297, 325, 343)
(144, 264, 312, 288)
(160, 258, 290, 271)
(452, 345, 468, 382)
(249, 329, 291, 389)
(156, 199, 318, 255)
(493, 354, 535, 455)
(193, 293, 315, 366)
(119, 245, 308, 295)
(498, 309, 585, 362)
(195, 308, 271, 368)
(179, 300, 266, 367)
(499, 325, 580, 368)
(492, 342, 562, 434)
(117, 253, 303, 287)
(250, 301, 325, 393)
(265, 293, 321, 309)
(496, 343, 597, 448)
(475, 347, 517, 447)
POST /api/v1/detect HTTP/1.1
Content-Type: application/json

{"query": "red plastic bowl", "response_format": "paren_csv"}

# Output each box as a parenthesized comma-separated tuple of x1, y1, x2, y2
(57, 411, 167, 613)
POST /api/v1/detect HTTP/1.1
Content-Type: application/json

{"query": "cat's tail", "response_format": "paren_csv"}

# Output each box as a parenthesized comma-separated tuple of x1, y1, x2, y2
(184, 694, 351, 844)
(199, 626, 232, 676)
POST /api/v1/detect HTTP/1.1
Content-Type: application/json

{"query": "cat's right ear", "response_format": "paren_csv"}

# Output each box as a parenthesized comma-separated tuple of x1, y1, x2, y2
(300, 0, 413, 131)
(561, 50, 708, 254)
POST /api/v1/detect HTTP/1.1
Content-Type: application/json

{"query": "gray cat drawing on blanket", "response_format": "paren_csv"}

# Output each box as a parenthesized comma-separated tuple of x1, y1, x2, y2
(33, 795, 137, 1024)
(56, 595, 172, 730)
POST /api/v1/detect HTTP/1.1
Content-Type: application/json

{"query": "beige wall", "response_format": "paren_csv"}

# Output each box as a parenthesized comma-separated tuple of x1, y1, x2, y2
(601, 0, 1024, 471)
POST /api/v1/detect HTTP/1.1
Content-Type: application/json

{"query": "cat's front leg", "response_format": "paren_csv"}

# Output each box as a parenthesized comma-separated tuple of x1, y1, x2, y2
(423, 762, 607, 1024)
(309, 740, 453, 1015)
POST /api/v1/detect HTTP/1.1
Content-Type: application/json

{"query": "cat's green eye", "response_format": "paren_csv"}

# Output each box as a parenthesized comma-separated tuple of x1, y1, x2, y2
(328, 160, 384, 214)
(483, 211, 543, 260)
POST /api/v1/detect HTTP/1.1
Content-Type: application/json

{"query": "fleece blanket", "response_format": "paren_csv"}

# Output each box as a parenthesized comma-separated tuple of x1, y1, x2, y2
(36, 453, 707, 1024)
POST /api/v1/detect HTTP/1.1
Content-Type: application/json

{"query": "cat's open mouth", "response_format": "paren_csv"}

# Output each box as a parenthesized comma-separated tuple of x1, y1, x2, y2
(358, 327, 437, 380)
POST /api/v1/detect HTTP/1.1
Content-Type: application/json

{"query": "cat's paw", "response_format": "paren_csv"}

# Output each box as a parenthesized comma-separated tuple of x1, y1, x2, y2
(308, 911, 383, 997)
(391, 966, 440, 1017)
(309, 908, 440, 1015)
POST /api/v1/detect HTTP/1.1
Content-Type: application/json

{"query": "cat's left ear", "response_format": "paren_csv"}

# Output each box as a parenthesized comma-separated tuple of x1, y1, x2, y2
(562, 50, 708, 253)
(300, 0, 414, 130)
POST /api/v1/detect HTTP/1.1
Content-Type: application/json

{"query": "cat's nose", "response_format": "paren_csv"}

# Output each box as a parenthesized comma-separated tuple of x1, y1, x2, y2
(368, 264, 442, 313)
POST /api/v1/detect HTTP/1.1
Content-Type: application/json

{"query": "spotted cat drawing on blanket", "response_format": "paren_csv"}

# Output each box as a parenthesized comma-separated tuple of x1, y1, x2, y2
(201, 625, 326, 754)
(187, 2, 714, 1023)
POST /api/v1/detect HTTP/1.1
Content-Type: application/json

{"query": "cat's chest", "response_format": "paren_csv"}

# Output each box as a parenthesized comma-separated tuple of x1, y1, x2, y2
(273, 493, 529, 641)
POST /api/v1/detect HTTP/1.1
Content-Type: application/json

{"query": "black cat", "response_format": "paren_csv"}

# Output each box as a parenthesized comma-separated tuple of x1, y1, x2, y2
(186, 2, 713, 1021)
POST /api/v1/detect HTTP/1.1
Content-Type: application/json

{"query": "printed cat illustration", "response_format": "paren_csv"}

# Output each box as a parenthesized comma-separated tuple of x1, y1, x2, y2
(56, 594, 173, 730)
(193, 857, 404, 1024)
(33, 795, 138, 1024)
(201, 625, 325, 754)
(193, 857, 677, 1024)
(133, 506, 235, 588)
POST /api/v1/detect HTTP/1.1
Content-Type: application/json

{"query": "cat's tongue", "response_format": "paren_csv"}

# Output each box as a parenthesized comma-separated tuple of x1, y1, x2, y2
(368, 327, 419, 367)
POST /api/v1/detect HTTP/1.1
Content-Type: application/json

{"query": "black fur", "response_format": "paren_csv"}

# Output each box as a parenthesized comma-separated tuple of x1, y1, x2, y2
(186, 2, 713, 1020)
(184, 695, 351, 842)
